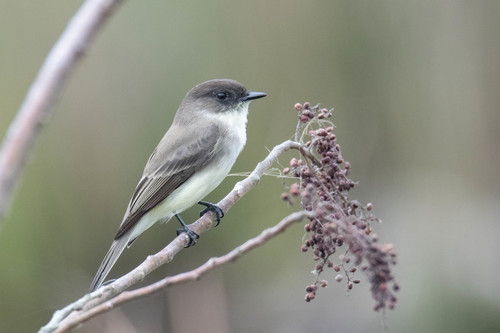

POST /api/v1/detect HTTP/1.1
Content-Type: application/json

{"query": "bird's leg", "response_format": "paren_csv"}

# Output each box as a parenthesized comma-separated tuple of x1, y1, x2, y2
(198, 201, 225, 226)
(175, 214, 199, 247)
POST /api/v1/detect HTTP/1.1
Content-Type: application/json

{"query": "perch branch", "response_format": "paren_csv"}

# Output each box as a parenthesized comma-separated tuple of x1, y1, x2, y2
(39, 139, 306, 333)
(54, 210, 312, 333)
(0, 0, 124, 224)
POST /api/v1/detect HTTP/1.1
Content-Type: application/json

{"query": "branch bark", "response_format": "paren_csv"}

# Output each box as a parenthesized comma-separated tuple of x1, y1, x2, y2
(39, 139, 308, 333)
(0, 0, 124, 224)
(54, 210, 312, 333)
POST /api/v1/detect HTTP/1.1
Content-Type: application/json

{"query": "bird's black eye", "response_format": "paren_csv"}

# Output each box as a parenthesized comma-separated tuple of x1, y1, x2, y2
(215, 91, 228, 101)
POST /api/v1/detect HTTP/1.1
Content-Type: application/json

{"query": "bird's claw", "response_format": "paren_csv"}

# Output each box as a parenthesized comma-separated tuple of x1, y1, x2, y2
(176, 226, 199, 248)
(174, 213, 199, 248)
(198, 201, 225, 226)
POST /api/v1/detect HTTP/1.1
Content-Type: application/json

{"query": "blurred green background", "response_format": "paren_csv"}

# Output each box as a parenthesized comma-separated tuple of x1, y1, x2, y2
(1, 0, 500, 332)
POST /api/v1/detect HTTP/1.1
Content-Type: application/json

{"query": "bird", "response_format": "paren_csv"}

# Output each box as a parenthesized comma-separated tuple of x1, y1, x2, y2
(89, 79, 267, 292)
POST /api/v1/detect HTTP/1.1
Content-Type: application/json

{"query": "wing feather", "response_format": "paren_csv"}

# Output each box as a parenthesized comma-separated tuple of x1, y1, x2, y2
(114, 126, 220, 239)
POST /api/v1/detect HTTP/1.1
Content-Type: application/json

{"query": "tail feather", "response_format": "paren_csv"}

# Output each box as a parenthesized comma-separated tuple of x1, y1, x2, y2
(89, 235, 130, 292)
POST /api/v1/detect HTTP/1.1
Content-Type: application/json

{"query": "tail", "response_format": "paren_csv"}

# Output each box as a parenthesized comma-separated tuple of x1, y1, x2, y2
(89, 234, 131, 292)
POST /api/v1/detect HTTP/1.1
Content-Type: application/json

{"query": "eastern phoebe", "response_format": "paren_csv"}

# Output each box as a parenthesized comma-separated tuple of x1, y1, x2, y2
(89, 79, 266, 292)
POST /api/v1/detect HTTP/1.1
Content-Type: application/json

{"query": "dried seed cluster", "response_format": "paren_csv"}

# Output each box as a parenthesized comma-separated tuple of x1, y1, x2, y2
(282, 102, 398, 311)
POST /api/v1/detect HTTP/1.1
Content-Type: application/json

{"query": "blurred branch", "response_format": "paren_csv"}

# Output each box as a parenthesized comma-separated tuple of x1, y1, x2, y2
(39, 139, 307, 333)
(0, 0, 124, 224)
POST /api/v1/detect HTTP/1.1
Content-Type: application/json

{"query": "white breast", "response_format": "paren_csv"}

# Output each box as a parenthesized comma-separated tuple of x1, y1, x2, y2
(212, 102, 249, 148)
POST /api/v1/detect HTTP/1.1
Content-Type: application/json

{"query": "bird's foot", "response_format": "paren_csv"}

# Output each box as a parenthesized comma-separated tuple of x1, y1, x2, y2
(175, 214, 199, 247)
(198, 201, 225, 226)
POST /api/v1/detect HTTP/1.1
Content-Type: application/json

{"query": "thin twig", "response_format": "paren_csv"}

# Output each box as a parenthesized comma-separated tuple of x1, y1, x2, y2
(54, 210, 313, 333)
(0, 0, 124, 224)
(39, 139, 306, 333)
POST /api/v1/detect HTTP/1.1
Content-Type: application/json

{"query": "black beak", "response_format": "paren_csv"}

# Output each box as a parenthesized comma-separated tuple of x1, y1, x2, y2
(240, 91, 267, 101)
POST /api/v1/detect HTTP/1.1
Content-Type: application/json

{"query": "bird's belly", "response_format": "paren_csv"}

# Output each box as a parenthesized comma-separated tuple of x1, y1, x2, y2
(160, 158, 234, 215)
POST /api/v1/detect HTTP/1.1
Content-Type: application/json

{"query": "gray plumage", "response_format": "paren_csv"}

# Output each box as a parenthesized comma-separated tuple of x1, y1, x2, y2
(89, 79, 266, 292)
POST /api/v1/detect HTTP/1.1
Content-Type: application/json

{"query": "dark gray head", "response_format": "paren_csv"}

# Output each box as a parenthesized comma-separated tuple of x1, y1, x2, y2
(177, 79, 267, 116)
